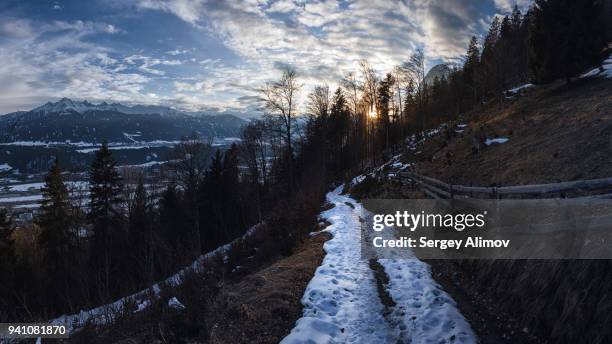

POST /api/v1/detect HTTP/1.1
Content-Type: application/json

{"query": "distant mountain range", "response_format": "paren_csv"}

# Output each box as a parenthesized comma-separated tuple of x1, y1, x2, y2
(0, 98, 247, 144)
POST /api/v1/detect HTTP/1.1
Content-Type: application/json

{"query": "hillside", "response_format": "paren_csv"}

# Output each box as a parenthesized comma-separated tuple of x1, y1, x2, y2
(0, 99, 247, 144)
(345, 74, 612, 343)
(407, 77, 611, 186)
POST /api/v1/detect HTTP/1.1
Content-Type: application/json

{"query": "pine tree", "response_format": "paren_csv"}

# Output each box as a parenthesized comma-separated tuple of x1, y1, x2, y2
(463, 36, 481, 106)
(37, 159, 77, 313)
(377, 73, 393, 149)
(129, 179, 153, 287)
(480, 16, 505, 99)
(528, 0, 607, 84)
(88, 141, 124, 299)
(0, 209, 14, 270)
(158, 184, 188, 267)
(222, 144, 245, 238)
(200, 149, 225, 249)
(0, 208, 16, 317)
(328, 88, 352, 176)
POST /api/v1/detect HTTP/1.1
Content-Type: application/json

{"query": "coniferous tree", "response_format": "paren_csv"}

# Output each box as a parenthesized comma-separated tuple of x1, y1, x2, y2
(528, 0, 607, 84)
(129, 179, 154, 287)
(480, 16, 504, 100)
(158, 184, 188, 267)
(88, 141, 124, 299)
(463, 36, 481, 107)
(377, 73, 393, 150)
(200, 149, 226, 250)
(170, 136, 211, 256)
(37, 159, 78, 313)
(328, 87, 352, 176)
(222, 144, 246, 237)
(0, 209, 16, 319)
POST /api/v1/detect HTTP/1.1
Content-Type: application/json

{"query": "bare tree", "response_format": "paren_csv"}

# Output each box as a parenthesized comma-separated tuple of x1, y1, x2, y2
(305, 84, 331, 119)
(359, 60, 378, 111)
(239, 119, 269, 186)
(167, 134, 212, 255)
(403, 48, 426, 128)
(341, 72, 361, 117)
(259, 66, 300, 194)
(392, 65, 411, 122)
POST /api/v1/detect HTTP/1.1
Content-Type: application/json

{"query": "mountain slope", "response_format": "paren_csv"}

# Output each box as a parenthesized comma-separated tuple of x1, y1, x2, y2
(424, 64, 452, 86)
(0, 99, 247, 143)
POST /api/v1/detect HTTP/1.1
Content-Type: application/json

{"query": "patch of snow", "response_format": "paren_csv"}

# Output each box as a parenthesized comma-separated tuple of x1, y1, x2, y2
(168, 297, 186, 310)
(281, 187, 397, 344)
(485, 137, 509, 145)
(283, 187, 477, 344)
(7, 182, 44, 192)
(0, 194, 43, 203)
(223, 137, 242, 142)
(123, 132, 141, 143)
(49, 223, 264, 333)
(134, 299, 151, 313)
(580, 55, 612, 79)
(351, 174, 365, 186)
(0, 163, 12, 172)
(366, 215, 477, 344)
(119, 161, 165, 168)
(506, 83, 533, 94)
(13, 203, 40, 209)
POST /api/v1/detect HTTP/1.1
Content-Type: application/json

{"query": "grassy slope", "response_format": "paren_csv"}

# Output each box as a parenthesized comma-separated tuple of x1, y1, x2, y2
(404, 76, 612, 343)
(412, 77, 611, 186)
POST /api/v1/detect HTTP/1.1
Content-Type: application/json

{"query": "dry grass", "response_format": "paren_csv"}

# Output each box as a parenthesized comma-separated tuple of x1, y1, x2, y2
(400, 77, 612, 343)
(413, 77, 612, 187)
(207, 232, 331, 344)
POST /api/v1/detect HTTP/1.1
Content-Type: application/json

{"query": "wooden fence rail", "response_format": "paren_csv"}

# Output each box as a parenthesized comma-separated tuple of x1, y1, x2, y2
(379, 171, 612, 199)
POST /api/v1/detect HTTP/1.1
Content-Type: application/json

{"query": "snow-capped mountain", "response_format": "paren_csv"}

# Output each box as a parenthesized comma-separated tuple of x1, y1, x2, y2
(30, 98, 183, 116)
(0, 98, 247, 144)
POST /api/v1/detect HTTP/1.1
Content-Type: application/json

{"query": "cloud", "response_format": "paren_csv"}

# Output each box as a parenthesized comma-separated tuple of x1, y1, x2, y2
(413, 0, 485, 61)
(0, 18, 34, 38)
(125, 54, 182, 75)
(167, 49, 189, 55)
(0, 18, 153, 113)
(266, 0, 298, 13)
(135, 0, 490, 84)
(127, 0, 497, 114)
(493, 0, 532, 13)
(103, 24, 122, 34)
(137, 0, 206, 25)
(2, 1, 516, 116)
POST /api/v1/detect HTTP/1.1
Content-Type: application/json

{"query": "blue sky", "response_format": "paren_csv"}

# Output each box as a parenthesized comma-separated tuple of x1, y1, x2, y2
(0, 0, 531, 117)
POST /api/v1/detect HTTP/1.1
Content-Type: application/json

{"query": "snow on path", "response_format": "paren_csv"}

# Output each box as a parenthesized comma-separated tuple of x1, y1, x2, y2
(379, 258, 476, 344)
(373, 223, 476, 344)
(281, 186, 397, 343)
(282, 187, 477, 344)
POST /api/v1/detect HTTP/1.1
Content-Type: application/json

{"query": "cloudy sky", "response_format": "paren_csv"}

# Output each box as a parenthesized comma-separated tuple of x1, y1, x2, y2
(0, 0, 530, 117)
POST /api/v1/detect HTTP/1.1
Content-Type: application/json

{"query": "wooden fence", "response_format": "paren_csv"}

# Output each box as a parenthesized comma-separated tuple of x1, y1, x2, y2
(378, 171, 612, 199)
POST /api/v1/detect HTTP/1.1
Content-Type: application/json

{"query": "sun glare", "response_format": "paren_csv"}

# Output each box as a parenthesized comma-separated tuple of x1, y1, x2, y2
(368, 106, 377, 119)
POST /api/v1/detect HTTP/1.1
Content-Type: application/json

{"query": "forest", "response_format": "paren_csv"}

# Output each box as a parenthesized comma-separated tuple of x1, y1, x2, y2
(0, 0, 609, 323)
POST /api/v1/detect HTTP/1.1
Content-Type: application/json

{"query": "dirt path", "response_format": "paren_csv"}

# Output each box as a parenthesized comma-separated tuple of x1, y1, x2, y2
(283, 187, 477, 344)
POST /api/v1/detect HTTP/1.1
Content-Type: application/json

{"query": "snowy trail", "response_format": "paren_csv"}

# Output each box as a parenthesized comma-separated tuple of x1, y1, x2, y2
(281, 186, 397, 343)
(282, 186, 476, 344)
